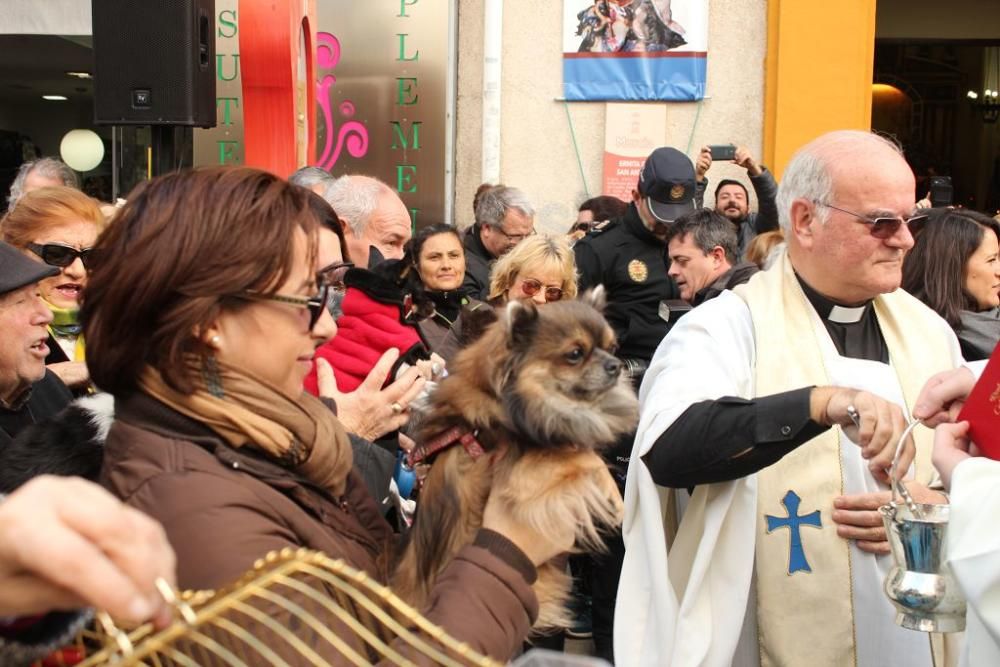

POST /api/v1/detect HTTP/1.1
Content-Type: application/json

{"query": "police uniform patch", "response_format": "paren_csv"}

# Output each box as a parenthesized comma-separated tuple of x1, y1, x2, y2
(627, 259, 649, 283)
(669, 184, 685, 201)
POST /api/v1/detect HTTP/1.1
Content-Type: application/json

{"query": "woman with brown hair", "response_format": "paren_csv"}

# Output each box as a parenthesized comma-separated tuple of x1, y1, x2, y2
(2, 186, 105, 392)
(80, 167, 566, 662)
(902, 208, 1000, 361)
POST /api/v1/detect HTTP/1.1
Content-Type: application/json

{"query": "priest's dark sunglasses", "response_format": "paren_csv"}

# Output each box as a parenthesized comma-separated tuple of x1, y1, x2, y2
(27, 242, 94, 269)
(234, 283, 331, 330)
(518, 278, 564, 302)
(813, 201, 928, 240)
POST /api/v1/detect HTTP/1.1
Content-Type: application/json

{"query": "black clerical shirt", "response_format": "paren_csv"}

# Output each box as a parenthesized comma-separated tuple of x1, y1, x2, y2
(642, 275, 888, 488)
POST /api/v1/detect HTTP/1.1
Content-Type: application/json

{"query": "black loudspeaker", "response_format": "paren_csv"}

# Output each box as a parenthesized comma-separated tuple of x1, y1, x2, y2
(92, 0, 216, 127)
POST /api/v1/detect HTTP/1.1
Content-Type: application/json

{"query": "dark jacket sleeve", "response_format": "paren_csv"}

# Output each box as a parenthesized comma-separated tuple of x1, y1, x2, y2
(695, 178, 708, 209)
(459, 267, 486, 301)
(349, 433, 397, 509)
(748, 167, 779, 234)
(574, 240, 603, 292)
(642, 387, 829, 487)
(414, 530, 537, 662)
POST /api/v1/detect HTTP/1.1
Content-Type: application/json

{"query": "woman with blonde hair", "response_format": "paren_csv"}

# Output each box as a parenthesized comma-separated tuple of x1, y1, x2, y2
(488, 234, 578, 305)
(2, 186, 105, 392)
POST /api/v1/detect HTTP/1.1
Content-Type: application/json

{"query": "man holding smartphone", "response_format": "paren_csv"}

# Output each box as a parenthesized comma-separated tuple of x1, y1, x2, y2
(694, 144, 780, 257)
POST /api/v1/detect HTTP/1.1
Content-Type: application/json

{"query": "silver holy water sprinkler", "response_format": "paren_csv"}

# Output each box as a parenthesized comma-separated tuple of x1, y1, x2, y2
(879, 419, 966, 633)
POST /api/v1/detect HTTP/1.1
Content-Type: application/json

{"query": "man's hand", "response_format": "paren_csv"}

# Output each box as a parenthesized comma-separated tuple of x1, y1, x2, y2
(0, 476, 176, 625)
(833, 482, 946, 554)
(811, 387, 913, 483)
(932, 421, 977, 491)
(733, 146, 763, 177)
(913, 367, 975, 427)
(695, 146, 712, 182)
(317, 350, 427, 441)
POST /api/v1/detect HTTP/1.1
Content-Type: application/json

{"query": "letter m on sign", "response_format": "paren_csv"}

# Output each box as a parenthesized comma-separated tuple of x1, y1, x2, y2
(391, 121, 422, 151)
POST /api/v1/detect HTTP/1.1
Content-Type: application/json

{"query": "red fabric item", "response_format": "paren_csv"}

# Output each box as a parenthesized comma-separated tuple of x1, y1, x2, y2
(304, 288, 424, 395)
(958, 343, 1000, 460)
(39, 646, 86, 666)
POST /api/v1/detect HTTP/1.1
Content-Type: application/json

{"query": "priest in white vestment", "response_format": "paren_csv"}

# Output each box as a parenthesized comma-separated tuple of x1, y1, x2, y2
(616, 130, 965, 667)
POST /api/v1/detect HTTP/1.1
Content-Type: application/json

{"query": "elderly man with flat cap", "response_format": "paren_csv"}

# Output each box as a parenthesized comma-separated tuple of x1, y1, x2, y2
(0, 241, 72, 445)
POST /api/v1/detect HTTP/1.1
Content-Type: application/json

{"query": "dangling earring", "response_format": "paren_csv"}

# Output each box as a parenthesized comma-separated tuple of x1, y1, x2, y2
(203, 354, 225, 398)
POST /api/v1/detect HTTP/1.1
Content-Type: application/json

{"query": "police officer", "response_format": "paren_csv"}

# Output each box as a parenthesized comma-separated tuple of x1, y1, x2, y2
(571, 146, 696, 662)
(575, 146, 696, 379)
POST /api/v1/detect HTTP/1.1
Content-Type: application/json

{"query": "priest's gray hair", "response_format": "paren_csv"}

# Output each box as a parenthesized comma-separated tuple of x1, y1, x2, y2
(475, 185, 535, 230)
(288, 166, 333, 191)
(7, 157, 79, 212)
(776, 131, 903, 233)
(323, 175, 392, 236)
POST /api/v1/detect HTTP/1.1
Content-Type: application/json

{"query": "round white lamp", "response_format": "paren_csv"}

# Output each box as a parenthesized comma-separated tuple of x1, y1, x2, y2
(59, 129, 105, 172)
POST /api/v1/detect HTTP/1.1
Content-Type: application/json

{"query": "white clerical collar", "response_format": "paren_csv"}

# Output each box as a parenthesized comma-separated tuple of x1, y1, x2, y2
(828, 305, 867, 324)
(795, 273, 872, 325)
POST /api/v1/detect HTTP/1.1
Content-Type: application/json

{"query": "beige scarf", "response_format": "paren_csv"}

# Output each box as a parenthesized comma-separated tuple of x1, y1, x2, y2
(139, 359, 353, 497)
(735, 251, 956, 666)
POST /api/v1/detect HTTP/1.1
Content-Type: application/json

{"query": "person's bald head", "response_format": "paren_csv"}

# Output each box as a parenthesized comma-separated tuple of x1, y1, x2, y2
(777, 130, 917, 303)
(323, 175, 411, 267)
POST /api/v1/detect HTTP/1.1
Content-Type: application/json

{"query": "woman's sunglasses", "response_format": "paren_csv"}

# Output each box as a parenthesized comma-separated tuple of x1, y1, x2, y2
(27, 242, 93, 269)
(236, 283, 331, 331)
(518, 278, 564, 302)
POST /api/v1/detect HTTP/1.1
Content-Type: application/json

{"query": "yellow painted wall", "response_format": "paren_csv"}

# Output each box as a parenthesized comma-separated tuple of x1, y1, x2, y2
(764, 0, 877, 178)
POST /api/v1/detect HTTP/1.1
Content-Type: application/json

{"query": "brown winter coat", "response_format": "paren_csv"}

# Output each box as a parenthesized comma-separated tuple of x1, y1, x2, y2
(99, 392, 538, 663)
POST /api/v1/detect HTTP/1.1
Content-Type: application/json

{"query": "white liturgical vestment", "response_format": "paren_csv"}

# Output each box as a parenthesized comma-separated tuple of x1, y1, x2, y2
(615, 253, 963, 666)
(948, 456, 1000, 667)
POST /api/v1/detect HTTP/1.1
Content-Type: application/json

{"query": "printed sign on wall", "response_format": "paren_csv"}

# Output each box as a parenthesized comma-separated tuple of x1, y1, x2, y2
(602, 103, 666, 201)
(315, 0, 453, 228)
(193, 0, 244, 166)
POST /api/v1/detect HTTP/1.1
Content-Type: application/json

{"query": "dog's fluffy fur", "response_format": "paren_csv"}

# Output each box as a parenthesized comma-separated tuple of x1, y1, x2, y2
(393, 289, 639, 629)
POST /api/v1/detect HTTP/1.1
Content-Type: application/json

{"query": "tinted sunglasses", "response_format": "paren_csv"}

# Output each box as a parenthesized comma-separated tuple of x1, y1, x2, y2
(519, 278, 563, 302)
(571, 222, 593, 233)
(813, 202, 928, 240)
(237, 283, 331, 330)
(27, 242, 93, 269)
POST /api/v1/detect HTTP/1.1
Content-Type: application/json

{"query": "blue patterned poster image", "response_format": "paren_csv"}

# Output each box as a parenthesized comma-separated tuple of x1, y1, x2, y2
(562, 0, 708, 101)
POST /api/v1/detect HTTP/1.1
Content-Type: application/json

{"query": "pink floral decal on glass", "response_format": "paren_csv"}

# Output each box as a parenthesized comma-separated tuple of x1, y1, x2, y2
(315, 32, 369, 170)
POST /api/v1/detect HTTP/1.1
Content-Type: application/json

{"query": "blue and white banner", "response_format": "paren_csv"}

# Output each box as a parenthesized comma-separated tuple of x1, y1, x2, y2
(562, 0, 708, 101)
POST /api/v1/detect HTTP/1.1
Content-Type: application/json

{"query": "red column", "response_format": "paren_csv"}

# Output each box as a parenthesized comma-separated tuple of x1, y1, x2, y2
(238, 0, 317, 177)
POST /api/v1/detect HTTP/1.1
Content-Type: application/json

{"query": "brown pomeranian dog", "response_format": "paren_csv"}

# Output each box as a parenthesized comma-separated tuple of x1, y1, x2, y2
(393, 289, 639, 630)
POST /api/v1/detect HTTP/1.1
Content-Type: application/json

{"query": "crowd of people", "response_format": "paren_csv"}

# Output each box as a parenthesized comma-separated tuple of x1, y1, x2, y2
(0, 129, 997, 666)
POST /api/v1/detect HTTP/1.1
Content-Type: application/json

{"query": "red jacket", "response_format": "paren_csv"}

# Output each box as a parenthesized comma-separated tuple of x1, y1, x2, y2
(304, 287, 427, 395)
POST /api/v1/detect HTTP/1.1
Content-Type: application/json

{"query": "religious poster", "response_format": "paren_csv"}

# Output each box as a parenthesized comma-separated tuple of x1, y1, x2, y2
(562, 0, 708, 101)
(602, 102, 666, 200)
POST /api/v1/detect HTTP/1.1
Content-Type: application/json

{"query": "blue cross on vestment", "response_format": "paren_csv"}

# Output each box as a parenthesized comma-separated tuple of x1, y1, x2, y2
(766, 490, 822, 574)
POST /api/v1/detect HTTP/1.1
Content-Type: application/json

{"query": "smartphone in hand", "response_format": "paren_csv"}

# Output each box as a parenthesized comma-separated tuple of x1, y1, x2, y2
(708, 144, 737, 161)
